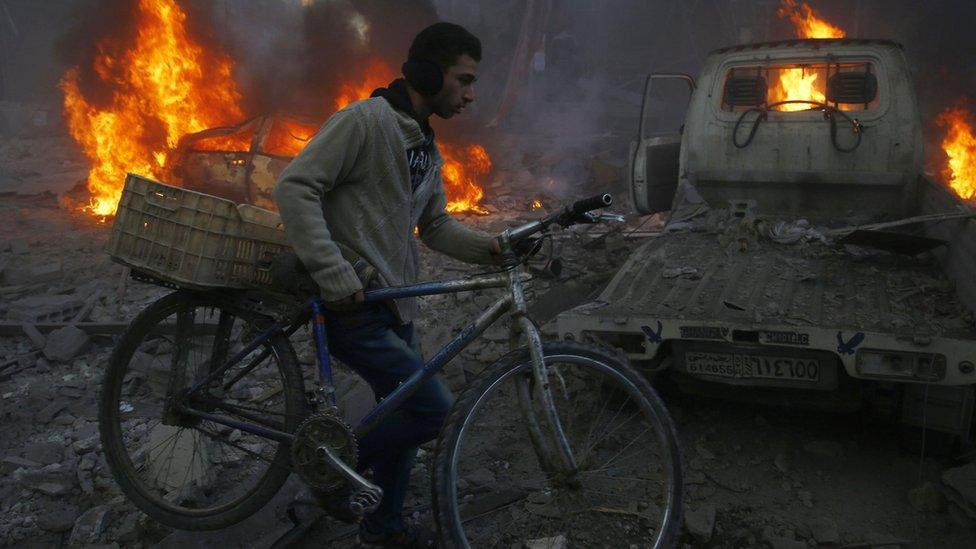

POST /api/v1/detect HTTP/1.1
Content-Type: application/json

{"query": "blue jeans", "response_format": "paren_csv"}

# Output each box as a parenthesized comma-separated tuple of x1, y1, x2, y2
(323, 302, 453, 534)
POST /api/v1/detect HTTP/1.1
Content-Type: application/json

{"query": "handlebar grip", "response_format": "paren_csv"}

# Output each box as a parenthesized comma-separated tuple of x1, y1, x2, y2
(571, 193, 612, 215)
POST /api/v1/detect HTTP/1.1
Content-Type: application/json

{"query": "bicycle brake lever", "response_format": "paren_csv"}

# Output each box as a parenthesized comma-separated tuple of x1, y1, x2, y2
(598, 212, 626, 223)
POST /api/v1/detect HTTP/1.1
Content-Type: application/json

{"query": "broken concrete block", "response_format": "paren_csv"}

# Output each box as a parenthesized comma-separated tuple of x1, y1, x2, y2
(36, 481, 72, 496)
(23, 441, 65, 465)
(21, 323, 47, 349)
(6, 294, 84, 323)
(69, 505, 111, 546)
(43, 325, 90, 362)
(36, 504, 80, 533)
(1, 455, 41, 474)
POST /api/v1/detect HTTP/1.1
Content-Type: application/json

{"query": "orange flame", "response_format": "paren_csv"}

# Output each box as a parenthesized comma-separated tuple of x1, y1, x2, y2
(61, 0, 243, 216)
(937, 107, 976, 201)
(778, 0, 845, 39)
(334, 59, 396, 112)
(531, 199, 543, 210)
(264, 119, 320, 157)
(441, 144, 490, 215)
(772, 0, 846, 112)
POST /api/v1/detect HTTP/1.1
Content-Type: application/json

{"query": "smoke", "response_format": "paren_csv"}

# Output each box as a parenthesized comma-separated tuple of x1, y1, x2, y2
(54, 0, 140, 108)
(222, 0, 439, 118)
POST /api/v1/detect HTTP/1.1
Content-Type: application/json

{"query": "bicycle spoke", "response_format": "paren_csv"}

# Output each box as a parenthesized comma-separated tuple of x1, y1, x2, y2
(101, 292, 305, 527)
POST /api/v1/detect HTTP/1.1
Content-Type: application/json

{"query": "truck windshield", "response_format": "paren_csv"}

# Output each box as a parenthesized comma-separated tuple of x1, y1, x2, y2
(721, 62, 879, 112)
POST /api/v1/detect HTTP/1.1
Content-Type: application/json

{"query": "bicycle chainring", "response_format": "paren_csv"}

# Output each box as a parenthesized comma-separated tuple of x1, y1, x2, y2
(291, 410, 358, 491)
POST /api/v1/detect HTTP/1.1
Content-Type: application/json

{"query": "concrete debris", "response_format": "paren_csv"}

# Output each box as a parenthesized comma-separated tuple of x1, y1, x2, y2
(5, 294, 85, 323)
(36, 504, 80, 533)
(761, 526, 806, 549)
(525, 534, 567, 549)
(68, 505, 111, 546)
(942, 461, 976, 521)
(42, 325, 90, 362)
(809, 518, 839, 545)
(683, 503, 716, 543)
(2, 260, 63, 286)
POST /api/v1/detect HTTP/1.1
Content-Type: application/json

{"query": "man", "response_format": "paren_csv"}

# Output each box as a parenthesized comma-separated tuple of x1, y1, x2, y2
(274, 22, 496, 548)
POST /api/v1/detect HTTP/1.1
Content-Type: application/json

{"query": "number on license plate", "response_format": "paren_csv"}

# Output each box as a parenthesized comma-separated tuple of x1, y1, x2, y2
(685, 351, 820, 382)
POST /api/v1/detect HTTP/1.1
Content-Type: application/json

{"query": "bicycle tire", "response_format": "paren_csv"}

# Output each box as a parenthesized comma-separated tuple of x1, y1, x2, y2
(432, 341, 684, 548)
(99, 290, 308, 530)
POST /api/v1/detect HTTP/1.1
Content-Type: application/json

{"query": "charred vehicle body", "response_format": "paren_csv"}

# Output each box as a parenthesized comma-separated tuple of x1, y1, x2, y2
(558, 39, 976, 447)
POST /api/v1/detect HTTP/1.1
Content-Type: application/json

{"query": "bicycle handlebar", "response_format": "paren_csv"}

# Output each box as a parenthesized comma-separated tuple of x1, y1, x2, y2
(571, 193, 613, 216)
(507, 193, 614, 243)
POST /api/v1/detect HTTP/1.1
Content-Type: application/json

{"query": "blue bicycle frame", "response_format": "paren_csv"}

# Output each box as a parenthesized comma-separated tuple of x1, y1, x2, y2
(180, 271, 521, 443)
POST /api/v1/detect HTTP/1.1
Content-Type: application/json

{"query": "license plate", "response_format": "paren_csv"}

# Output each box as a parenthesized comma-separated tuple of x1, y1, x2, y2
(684, 351, 821, 382)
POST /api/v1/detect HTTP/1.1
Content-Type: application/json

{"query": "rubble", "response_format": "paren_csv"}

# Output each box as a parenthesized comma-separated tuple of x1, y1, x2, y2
(0, 185, 973, 548)
(683, 503, 716, 543)
(42, 325, 90, 361)
(942, 461, 976, 522)
(69, 505, 112, 546)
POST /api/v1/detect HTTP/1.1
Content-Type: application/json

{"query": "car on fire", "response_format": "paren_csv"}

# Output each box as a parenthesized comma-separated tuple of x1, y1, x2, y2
(167, 114, 321, 211)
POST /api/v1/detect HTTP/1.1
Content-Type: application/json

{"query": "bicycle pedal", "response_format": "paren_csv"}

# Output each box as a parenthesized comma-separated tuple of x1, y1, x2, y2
(349, 486, 383, 516)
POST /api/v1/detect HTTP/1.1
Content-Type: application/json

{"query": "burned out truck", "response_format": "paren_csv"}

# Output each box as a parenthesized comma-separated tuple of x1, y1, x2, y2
(558, 39, 976, 446)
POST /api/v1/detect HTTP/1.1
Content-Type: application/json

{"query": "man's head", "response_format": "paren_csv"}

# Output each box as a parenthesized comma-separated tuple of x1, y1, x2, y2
(403, 22, 480, 119)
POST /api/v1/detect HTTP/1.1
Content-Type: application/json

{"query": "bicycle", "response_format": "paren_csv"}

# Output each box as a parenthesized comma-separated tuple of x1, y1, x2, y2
(98, 193, 685, 547)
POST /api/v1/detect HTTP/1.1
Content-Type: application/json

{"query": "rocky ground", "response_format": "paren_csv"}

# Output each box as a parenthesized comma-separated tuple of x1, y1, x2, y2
(1, 134, 976, 548)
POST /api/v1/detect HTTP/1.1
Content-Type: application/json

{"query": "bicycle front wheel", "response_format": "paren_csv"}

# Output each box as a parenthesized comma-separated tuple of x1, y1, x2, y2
(433, 342, 684, 548)
(99, 290, 308, 531)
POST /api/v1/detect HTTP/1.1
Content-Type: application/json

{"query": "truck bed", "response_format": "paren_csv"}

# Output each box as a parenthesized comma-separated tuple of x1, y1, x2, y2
(592, 226, 976, 341)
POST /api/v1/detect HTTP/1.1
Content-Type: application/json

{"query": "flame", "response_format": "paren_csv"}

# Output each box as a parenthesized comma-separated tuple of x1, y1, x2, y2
(264, 119, 320, 157)
(335, 59, 396, 112)
(937, 107, 976, 201)
(441, 144, 490, 215)
(778, 0, 845, 39)
(531, 199, 543, 210)
(771, 0, 846, 112)
(61, 0, 243, 216)
(189, 126, 255, 153)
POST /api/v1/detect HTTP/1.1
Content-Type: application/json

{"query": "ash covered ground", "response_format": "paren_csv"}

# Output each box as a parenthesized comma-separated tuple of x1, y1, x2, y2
(2, 133, 976, 548)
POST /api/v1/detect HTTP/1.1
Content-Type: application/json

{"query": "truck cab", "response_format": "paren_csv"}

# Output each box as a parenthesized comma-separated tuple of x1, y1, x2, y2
(558, 39, 976, 446)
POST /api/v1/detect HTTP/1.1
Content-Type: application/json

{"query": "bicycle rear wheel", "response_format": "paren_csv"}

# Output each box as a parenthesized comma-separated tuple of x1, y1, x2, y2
(433, 342, 683, 548)
(99, 290, 308, 530)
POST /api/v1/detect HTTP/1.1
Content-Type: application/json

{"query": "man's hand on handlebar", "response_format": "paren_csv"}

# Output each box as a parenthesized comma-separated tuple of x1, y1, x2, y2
(324, 289, 365, 312)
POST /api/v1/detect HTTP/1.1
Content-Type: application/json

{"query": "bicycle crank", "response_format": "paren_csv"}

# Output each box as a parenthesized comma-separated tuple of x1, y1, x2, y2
(316, 443, 383, 516)
(291, 411, 383, 516)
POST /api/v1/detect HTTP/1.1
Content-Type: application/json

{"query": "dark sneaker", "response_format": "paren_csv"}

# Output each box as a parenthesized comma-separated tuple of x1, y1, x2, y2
(356, 523, 438, 548)
(312, 487, 359, 524)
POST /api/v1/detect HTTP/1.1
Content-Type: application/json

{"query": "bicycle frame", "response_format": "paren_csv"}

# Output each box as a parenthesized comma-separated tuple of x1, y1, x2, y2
(176, 232, 578, 473)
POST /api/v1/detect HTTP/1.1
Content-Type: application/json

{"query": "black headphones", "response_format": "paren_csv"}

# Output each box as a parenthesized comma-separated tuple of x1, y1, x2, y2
(402, 58, 443, 97)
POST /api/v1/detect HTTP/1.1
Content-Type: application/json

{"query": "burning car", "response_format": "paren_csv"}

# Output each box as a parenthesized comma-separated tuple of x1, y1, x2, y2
(166, 114, 320, 211)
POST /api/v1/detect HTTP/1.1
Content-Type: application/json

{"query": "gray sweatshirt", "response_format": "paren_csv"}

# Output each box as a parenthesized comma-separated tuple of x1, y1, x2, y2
(274, 97, 494, 322)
